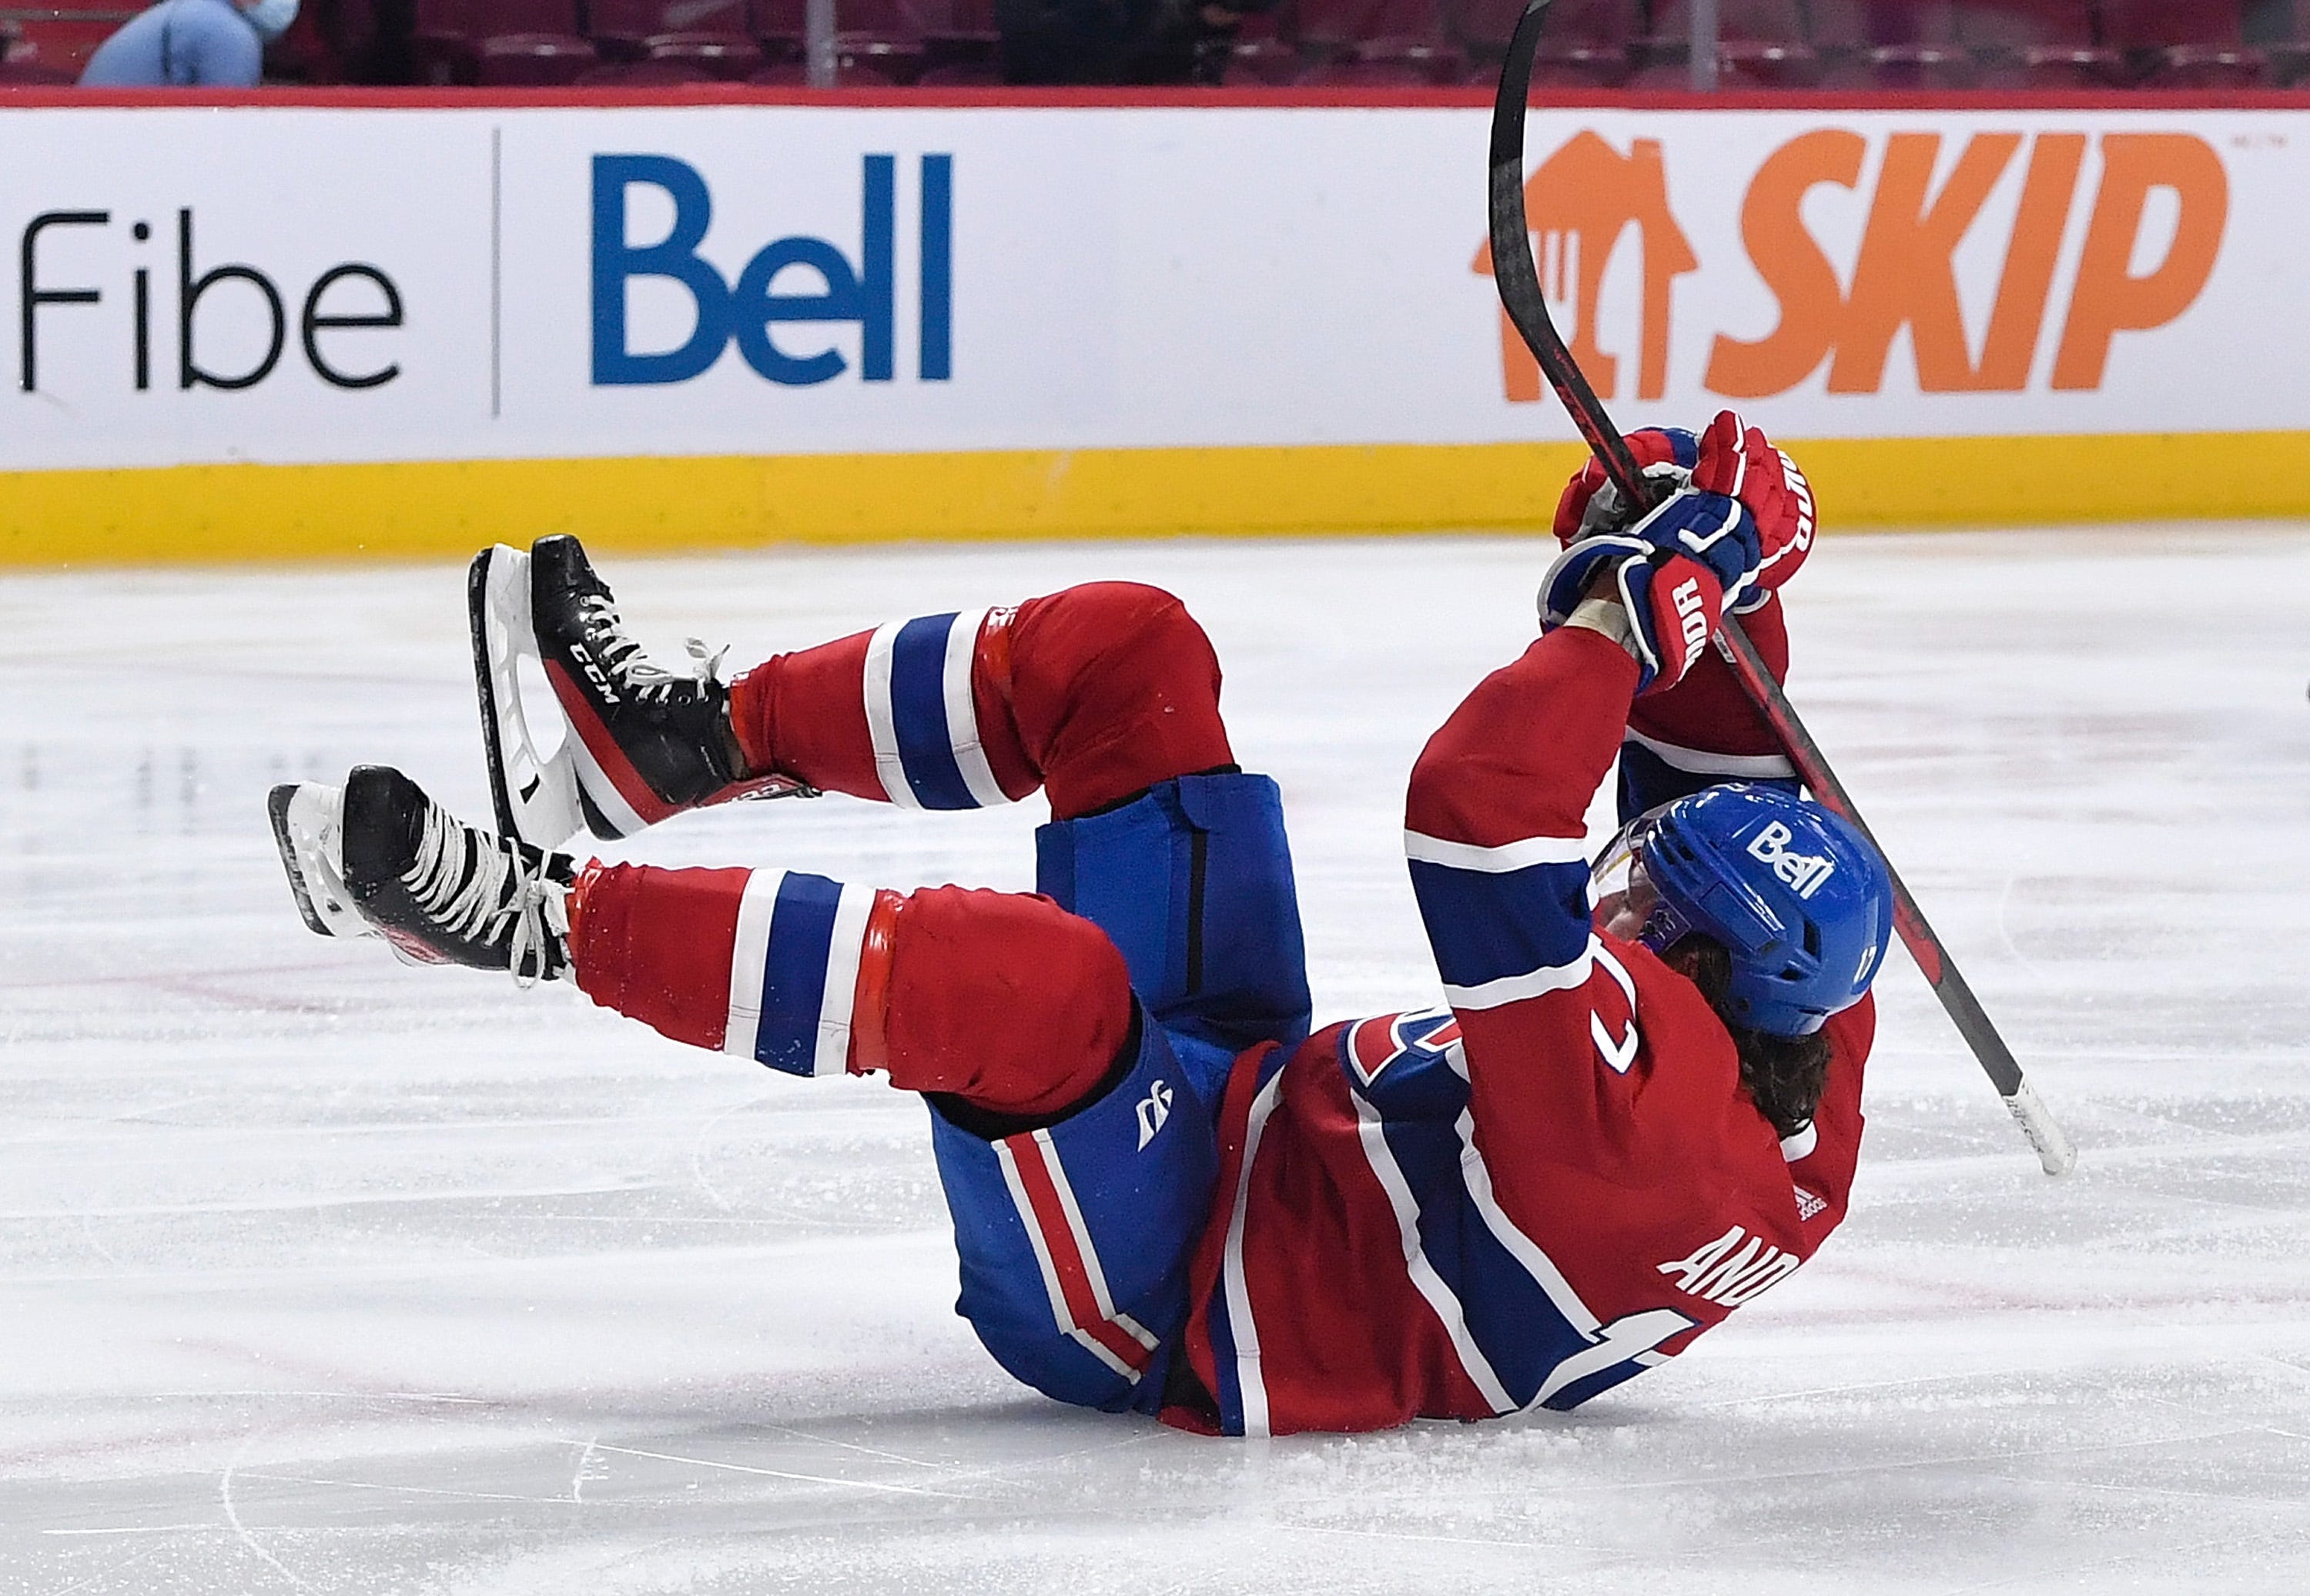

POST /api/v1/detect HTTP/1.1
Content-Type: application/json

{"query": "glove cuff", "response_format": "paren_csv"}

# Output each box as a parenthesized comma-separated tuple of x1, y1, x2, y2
(1538, 534, 1651, 630)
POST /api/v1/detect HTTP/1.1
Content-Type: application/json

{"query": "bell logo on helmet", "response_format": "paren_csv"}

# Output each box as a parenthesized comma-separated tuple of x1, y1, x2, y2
(1746, 820, 1836, 899)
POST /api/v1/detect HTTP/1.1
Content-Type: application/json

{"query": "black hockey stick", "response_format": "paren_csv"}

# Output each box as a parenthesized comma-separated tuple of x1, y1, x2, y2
(1488, 0, 2076, 1176)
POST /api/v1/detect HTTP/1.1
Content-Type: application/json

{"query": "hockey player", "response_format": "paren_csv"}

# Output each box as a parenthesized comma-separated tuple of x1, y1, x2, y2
(269, 410, 1892, 1437)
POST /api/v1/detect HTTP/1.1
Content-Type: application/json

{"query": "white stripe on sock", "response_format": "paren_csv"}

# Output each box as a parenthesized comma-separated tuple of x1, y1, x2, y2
(861, 621, 920, 809)
(723, 868, 787, 1059)
(941, 608, 1009, 808)
(812, 882, 874, 1077)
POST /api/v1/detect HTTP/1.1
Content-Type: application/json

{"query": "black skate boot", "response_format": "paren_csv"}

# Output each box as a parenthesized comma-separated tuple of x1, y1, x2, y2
(268, 765, 575, 984)
(470, 534, 812, 848)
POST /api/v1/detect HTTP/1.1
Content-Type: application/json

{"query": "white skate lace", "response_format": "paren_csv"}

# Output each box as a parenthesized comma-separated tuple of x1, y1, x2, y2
(404, 801, 568, 989)
(577, 594, 727, 704)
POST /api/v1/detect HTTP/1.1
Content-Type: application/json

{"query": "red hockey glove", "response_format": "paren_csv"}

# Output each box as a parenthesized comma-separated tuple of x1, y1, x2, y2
(1542, 493, 1749, 697)
(1552, 412, 1816, 615)
(1552, 427, 1696, 545)
(1688, 410, 1814, 614)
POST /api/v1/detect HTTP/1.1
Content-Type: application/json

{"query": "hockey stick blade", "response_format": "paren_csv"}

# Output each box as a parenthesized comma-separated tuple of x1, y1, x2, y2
(1486, 5, 2076, 1176)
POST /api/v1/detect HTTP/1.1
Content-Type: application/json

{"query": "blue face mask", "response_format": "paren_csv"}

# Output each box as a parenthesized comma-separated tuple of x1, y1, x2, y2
(241, 0, 299, 40)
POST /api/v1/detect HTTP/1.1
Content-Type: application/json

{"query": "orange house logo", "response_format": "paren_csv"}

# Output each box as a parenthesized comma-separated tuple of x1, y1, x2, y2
(1475, 129, 2229, 400)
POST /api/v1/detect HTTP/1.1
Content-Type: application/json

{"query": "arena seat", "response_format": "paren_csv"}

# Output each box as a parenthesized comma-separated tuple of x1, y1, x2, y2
(743, 32, 919, 82)
(1, 14, 68, 81)
(746, 52, 812, 82)
(7, 9, 136, 77)
(0, 55, 74, 84)
(1297, 0, 1465, 82)
(1809, 0, 1975, 87)
(912, 0, 1001, 71)
(915, 56, 1005, 83)
(2102, 0, 2268, 84)
(589, 0, 765, 77)
(1959, 2, 2124, 89)
(1301, 40, 1469, 82)
(750, 0, 805, 59)
(1453, 0, 1635, 87)
(578, 53, 724, 82)
(476, 35, 600, 83)
(819, 0, 929, 82)
(2257, 0, 2310, 82)
(417, 0, 598, 84)
(1644, 0, 1819, 86)
(1217, 12, 1305, 85)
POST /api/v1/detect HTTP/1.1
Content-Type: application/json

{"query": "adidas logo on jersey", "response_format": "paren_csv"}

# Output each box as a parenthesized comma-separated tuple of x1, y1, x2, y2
(1793, 1185, 1826, 1222)
(1135, 1079, 1173, 1150)
(1656, 1224, 1803, 1307)
(1746, 820, 1835, 899)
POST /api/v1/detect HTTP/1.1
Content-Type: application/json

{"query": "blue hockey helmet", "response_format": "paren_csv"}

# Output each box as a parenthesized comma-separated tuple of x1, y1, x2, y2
(1591, 784, 1893, 1037)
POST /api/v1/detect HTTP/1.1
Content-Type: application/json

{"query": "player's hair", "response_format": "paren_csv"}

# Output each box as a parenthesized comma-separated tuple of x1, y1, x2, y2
(1672, 935, 1833, 1140)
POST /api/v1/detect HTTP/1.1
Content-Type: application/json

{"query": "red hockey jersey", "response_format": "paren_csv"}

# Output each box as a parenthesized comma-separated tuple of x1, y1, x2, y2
(1173, 625, 1871, 1436)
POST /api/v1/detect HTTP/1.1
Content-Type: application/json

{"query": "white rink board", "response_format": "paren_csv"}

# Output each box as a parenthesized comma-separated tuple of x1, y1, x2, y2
(0, 103, 2291, 470)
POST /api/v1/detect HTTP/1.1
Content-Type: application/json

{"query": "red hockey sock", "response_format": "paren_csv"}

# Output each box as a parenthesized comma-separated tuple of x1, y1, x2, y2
(726, 582, 1234, 821)
(567, 861, 755, 1053)
(569, 865, 1130, 1120)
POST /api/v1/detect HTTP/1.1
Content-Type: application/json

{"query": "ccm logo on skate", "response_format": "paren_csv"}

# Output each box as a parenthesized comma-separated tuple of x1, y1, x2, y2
(1656, 1224, 1802, 1307)
(1746, 820, 1834, 898)
(568, 644, 621, 706)
(1135, 1079, 1173, 1150)
(591, 153, 954, 389)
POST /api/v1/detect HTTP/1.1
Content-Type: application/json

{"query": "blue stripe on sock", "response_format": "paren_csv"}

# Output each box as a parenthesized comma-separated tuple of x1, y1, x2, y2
(754, 872, 842, 1076)
(889, 614, 978, 810)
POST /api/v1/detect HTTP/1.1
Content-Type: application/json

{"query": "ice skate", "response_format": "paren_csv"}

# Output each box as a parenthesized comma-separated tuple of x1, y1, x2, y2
(469, 534, 812, 849)
(268, 765, 575, 984)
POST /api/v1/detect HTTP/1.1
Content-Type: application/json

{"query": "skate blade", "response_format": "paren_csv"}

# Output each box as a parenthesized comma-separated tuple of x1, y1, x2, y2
(469, 544, 586, 851)
(266, 781, 365, 941)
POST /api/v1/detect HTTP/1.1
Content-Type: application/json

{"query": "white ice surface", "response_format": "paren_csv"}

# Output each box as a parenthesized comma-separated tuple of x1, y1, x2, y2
(3, 528, 2309, 1594)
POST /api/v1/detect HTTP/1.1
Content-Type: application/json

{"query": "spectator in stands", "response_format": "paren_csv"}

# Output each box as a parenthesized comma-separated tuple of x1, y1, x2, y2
(79, 0, 299, 86)
(997, 0, 1260, 84)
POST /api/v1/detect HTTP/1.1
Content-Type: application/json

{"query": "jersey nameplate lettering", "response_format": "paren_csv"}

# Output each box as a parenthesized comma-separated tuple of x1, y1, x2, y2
(1656, 1224, 1803, 1307)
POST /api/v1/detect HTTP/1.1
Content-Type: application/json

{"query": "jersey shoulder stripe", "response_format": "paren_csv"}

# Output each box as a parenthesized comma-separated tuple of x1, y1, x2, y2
(1403, 829, 1590, 871)
(1406, 826, 1595, 993)
(1442, 938, 1599, 1011)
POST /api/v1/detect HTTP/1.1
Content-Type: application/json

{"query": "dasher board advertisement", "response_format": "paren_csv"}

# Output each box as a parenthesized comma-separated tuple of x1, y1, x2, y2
(0, 102, 2282, 473)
